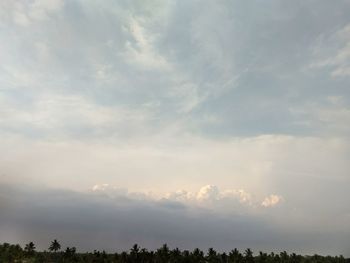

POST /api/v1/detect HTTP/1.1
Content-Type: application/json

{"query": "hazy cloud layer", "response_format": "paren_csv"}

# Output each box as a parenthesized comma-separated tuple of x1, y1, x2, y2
(1, 183, 349, 256)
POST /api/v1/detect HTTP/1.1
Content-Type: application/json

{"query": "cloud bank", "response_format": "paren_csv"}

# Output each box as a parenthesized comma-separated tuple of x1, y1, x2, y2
(1, 183, 349, 256)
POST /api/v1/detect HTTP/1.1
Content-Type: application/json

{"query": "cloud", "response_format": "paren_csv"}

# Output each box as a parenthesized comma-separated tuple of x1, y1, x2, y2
(91, 184, 251, 205)
(91, 184, 129, 197)
(0, 134, 348, 204)
(122, 16, 171, 71)
(289, 98, 350, 136)
(196, 185, 220, 201)
(0, 183, 271, 252)
(1, 0, 350, 139)
(1, 183, 349, 256)
(90, 184, 260, 210)
(3, 0, 64, 27)
(0, 93, 154, 138)
(261, 195, 283, 208)
(221, 189, 253, 205)
(164, 190, 194, 203)
(168, 185, 254, 207)
(309, 23, 350, 77)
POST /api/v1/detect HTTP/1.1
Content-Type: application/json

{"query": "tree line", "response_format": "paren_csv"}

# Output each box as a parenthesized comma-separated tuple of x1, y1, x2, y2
(0, 241, 348, 263)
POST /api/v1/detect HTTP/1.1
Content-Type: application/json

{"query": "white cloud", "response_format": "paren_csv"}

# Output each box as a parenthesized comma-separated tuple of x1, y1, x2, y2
(310, 23, 350, 77)
(0, 93, 154, 138)
(2, 0, 64, 27)
(261, 194, 283, 208)
(92, 183, 109, 192)
(28, 0, 64, 21)
(169, 82, 206, 114)
(89, 183, 283, 212)
(13, 8, 30, 27)
(289, 101, 350, 135)
(122, 16, 171, 71)
(1, 133, 348, 201)
(221, 189, 252, 205)
(196, 185, 220, 201)
(331, 66, 350, 77)
(91, 184, 129, 198)
(165, 190, 195, 202)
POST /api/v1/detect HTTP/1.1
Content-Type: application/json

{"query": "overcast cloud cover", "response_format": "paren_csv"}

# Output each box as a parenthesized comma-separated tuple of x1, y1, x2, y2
(0, 0, 350, 256)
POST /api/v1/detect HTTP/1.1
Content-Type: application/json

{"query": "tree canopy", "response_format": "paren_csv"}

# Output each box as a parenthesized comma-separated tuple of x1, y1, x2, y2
(0, 241, 348, 263)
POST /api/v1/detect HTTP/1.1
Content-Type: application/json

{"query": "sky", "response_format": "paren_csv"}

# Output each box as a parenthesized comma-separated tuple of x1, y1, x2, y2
(0, 0, 350, 256)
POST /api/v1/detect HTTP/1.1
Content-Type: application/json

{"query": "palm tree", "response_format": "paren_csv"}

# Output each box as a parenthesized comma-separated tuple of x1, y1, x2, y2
(192, 248, 205, 262)
(24, 241, 36, 257)
(244, 248, 254, 263)
(280, 251, 289, 263)
(221, 252, 229, 263)
(10, 244, 23, 262)
(156, 244, 170, 263)
(257, 251, 268, 263)
(120, 251, 128, 263)
(139, 248, 148, 263)
(229, 248, 242, 263)
(207, 247, 219, 263)
(290, 253, 302, 263)
(49, 239, 61, 253)
(130, 244, 140, 262)
(170, 247, 182, 262)
(182, 250, 191, 261)
(63, 246, 77, 261)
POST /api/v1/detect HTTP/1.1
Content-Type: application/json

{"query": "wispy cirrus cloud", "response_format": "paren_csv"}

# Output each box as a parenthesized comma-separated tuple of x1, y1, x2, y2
(1, 0, 64, 27)
(309, 23, 350, 77)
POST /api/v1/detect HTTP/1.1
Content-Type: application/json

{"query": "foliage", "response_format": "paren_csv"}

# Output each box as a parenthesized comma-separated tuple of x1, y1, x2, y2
(0, 241, 349, 263)
(49, 239, 61, 253)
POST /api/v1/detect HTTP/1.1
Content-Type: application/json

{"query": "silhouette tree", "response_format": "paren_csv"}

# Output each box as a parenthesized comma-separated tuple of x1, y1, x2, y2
(11, 244, 23, 262)
(244, 248, 254, 263)
(120, 251, 128, 263)
(229, 248, 243, 263)
(221, 252, 229, 263)
(156, 243, 170, 263)
(139, 248, 149, 263)
(280, 251, 289, 263)
(192, 247, 205, 262)
(207, 247, 220, 263)
(183, 249, 191, 261)
(170, 247, 182, 262)
(1, 241, 350, 263)
(24, 241, 36, 257)
(63, 246, 77, 262)
(257, 251, 268, 263)
(290, 253, 302, 263)
(130, 244, 140, 262)
(0, 243, 24, 262)
(49, 239, 61, 253)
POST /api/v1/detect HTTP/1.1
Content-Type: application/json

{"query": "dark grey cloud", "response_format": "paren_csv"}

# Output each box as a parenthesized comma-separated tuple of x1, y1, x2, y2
(0, 183, 349, 256)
